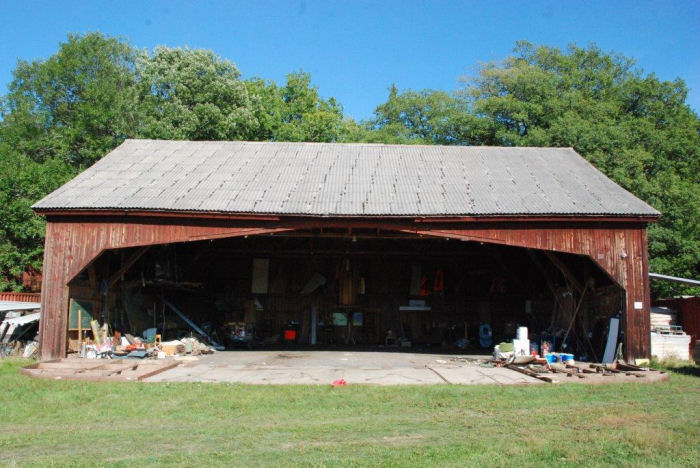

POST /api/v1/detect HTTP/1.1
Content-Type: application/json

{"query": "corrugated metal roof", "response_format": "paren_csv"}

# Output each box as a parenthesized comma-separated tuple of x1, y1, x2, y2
(0, 301, 41, 312)
(4, 311, 40, 326)
(32, 139, 660, 217)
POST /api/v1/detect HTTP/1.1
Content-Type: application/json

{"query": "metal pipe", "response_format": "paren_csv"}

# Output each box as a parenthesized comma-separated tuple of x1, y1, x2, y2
(649, 272, 700, 286)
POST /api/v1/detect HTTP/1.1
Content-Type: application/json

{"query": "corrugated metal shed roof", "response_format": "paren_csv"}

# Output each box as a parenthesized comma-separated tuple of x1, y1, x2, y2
(4, 311, 40, 326)
(0, 301, 41, 312)
(33, 139, 660, 217)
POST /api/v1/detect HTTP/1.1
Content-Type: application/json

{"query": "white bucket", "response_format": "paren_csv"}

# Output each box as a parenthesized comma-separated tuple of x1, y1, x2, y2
(517, 326, 528, 340)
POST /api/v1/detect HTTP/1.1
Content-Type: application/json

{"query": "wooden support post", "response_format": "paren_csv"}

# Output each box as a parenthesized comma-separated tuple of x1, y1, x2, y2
(87, 264, 98, 293)
(77, 307, 82, 345)
(561, 279, 592, 348)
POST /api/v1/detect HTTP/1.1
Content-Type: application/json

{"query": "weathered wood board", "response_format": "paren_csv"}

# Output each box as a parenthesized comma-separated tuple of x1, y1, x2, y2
(20, 359, 178, 382)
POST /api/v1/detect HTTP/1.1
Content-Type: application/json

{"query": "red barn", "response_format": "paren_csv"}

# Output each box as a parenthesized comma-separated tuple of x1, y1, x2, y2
(33, 140, 659, 361)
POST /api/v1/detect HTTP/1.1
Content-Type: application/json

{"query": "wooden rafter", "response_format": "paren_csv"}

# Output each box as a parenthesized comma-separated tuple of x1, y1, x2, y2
(543, 251, 583, 294)
(105, 246, 150, 291)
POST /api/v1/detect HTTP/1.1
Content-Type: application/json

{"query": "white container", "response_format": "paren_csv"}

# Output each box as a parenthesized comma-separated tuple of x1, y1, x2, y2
(513, 338, 530, 356)
(516, 327, 528, 340)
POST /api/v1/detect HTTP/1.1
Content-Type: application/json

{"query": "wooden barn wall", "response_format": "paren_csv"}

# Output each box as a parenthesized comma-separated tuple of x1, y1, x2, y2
(38, 216, 652, 360)
(654, 296, 700, 357)
(407, 225, 651, 361)
(38, 218, 292, 360)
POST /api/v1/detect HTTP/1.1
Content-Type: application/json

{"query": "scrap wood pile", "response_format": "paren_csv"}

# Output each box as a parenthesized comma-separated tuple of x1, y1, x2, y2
(488, 325, 667, 383)
(492, 354, 667, 383)
(78, 319, 216, 360)
(0, 307, 40, 358)
(20, 359, 179, 382)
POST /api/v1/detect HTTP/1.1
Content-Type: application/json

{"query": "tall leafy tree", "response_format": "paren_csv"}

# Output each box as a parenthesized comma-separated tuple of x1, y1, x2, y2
(465, 42, 700, 296)
(0, 32, 141, 289)
(0, 32, 142, 168)
(274, 71, 344, 142)
(367, 85, 487, 145)
(0, 144, 73, 290)
(244, 71, 345, 142)
(136, 47, 259, 140)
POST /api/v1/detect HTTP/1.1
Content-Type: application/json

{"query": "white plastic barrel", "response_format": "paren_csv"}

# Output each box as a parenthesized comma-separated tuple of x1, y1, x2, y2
(517, 326, 528, 340)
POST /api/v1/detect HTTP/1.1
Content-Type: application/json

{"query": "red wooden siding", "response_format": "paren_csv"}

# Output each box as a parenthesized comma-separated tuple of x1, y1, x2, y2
(38, 218, 292, 360)
(38, 216, 652, 361)
(407, 225, 651, 361)
(654, 296, 700, 357)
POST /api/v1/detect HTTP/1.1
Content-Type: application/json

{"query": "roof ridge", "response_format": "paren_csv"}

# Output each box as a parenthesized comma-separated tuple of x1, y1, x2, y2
(121, 138, 578, 151)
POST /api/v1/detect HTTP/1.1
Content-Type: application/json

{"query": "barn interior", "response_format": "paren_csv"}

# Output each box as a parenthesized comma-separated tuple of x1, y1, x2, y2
(66, 229, 624, 360)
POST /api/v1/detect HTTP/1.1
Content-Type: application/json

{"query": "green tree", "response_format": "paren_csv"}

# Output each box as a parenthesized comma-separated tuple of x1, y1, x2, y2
(0, 32, 142, 168)
(367, 85, 487, 145)
(273, 71, 344, 142)
(465, 41, 700, 296)
(136, 47, 259, 140)
(0, 144, 73, 290)
(0, 32, 142, 289)
(244, 71, 346, 142)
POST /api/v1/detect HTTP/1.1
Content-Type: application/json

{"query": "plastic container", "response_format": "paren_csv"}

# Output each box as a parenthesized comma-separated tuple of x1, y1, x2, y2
(560, 353, 574, 364)
(545, 353, 556, 364)
(513, 338, 530, 356)
(517, 327, 528, 340)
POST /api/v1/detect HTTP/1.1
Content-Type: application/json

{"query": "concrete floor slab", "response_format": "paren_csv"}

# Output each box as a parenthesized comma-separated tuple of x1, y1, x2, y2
(144, 351, 543, 385)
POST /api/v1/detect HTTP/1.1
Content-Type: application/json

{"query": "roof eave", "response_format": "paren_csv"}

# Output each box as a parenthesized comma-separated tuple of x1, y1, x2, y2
(32, 207, 661, 224)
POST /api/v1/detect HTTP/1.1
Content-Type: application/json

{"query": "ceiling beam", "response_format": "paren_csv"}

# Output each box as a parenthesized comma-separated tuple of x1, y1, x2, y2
(543, 251, 583, 294)
(105, 246, 150, 290)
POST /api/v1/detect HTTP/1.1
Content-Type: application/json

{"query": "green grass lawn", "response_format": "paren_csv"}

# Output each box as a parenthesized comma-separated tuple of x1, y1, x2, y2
(1, 359, 698, 467)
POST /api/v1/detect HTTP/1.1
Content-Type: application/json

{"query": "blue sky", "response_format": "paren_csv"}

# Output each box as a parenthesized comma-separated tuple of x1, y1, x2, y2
(1, 0, 698, 120)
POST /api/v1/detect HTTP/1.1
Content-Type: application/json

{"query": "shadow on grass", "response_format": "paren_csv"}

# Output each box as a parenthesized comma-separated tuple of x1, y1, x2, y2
(652, 357, 700, 378)
(666, 365, 700, 378)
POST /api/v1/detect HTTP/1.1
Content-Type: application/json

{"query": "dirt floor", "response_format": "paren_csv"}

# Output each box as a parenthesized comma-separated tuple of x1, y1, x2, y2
(144, 350, 544, 385)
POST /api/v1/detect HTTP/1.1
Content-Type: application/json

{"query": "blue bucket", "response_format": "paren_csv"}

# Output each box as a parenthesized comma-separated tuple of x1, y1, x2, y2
(559, 353, 574, 363)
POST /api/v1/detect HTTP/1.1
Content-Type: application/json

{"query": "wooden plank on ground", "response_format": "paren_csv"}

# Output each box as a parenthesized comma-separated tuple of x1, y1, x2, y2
(506, 364, 558, 383)
(20, 359, 179, 382)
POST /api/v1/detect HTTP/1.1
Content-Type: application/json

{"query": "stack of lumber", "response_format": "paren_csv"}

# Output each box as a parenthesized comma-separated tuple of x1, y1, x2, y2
(650, 306, 677, 330)
(651, 331, 691, 360)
